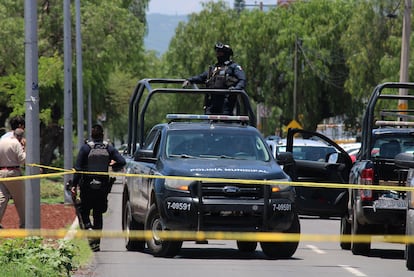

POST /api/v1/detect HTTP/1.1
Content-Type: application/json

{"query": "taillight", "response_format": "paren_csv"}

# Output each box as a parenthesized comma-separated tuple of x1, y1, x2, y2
(360, 168, 373, 201)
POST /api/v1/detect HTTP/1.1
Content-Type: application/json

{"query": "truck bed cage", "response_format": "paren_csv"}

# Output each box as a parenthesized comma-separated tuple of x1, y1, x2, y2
(375, 120, 414, 127)
(376, 110, 414, 127)
(166, 113, 250, 125)
(126, 78, 257, 155)
(360, 82, 414, 159)
(380, 110, 414, 119)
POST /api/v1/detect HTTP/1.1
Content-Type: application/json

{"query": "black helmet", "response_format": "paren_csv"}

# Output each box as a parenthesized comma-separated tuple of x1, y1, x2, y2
(214, 42, 233, 57)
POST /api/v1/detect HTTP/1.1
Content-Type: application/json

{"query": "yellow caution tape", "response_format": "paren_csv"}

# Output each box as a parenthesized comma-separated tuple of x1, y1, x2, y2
(0, 164, 412, 243)
(0, 163, 413, 192)
(1, 229, 414, 244)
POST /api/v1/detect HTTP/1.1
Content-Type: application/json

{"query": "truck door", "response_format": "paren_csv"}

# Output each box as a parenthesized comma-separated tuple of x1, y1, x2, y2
(133, 128, 162, 218)
(282, 128, 353, 218)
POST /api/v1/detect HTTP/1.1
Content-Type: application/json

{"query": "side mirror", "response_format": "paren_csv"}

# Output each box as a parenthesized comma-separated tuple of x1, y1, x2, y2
(277, 152, 297, 181)
(135, 148, 157, 163)
(277, 152, 295, 166)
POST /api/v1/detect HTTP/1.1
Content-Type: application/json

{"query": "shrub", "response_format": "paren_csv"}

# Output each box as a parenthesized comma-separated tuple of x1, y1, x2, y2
(0, 236, 78, 277)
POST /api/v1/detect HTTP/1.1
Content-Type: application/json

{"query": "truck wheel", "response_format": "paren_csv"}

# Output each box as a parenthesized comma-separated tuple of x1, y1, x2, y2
(407, 243, 414, 270)
(237, 241, 257, 252)
(123, 199, 145, 251)
(340, 216, 351, 250)
(260, 213, 300, 259)
(145, 204, 182, 257)
(351, 206, 370, 255)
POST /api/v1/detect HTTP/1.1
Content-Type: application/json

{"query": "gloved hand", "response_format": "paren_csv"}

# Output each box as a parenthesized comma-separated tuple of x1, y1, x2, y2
(182, 80, 191, 88)
(228, 86, 236, 90)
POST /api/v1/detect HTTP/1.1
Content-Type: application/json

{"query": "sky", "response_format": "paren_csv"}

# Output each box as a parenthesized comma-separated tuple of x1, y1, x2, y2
(147, 0, 277, 15)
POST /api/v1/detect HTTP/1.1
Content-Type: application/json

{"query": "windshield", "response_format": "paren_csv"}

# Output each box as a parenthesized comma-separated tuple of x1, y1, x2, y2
(165, 130, 270, 161)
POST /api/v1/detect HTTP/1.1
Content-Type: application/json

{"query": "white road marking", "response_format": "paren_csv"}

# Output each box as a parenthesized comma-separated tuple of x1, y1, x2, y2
(338, 265, 367, 277)
(306, 244, 326, 254)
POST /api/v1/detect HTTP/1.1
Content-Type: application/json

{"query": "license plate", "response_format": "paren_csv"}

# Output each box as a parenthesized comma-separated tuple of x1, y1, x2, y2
(273, 203, 292, 211)
(373, 199, 407, 210)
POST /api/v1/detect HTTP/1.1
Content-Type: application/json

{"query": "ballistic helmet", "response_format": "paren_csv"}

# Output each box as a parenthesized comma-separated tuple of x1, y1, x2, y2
(214, 42, 233, 57)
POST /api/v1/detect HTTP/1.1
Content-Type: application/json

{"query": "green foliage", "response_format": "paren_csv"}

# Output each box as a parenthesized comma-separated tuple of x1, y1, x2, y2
(40, 177, 65, 204)
(0, 237, 79, 277)
(163, 0, 356, 132)
(0, 0, 411, 156)
(161, 0, 411, 135)
(0, 0, 24, 76)
(342, 0, 401, 100)
(0, 0, 150, 164)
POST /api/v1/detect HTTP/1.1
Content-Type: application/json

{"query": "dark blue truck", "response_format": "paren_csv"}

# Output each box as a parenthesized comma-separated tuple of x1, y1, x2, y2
(121, 79, 300, 258)
(340, 82, 414, 270)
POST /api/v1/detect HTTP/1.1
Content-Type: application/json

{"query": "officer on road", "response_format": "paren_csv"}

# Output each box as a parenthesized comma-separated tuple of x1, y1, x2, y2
(71, 124, 126, 251)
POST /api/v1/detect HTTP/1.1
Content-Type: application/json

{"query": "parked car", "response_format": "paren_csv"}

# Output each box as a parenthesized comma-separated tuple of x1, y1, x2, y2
(270, 138, 338, 162)
(339, 142, 361, 163)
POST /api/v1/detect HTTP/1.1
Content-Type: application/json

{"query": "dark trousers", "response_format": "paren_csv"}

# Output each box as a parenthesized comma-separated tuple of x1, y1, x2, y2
(79, 185, 109, 230)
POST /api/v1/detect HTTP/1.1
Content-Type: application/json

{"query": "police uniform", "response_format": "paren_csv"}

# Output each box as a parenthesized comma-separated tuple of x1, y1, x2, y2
(72, 127, 126, 251)
(185, 43, 246, 115)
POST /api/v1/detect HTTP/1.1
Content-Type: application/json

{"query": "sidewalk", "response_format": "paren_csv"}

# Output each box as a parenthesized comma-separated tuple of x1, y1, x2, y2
(71, 178, 126, 276)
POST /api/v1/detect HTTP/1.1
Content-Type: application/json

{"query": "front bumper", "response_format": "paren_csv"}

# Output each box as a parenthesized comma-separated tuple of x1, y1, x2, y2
(158, 194, 296, 232)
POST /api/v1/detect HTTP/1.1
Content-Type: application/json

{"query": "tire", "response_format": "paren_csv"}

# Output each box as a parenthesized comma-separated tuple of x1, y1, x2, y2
(260, 213, 300, 259)
(237, 241, 257, 252)
(145, 204, 182, 257)
(407, 243, 414, 270)
(123, 199, 145, 251)
(340, 216, 351, 250)
(351, 204, 370, 255)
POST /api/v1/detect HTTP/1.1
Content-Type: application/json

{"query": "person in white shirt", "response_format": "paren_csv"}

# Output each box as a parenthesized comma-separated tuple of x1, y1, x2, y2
(0, 128, 26, 228)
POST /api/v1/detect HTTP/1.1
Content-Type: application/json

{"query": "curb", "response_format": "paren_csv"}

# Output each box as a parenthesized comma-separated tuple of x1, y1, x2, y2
(64, 217, 80, 240)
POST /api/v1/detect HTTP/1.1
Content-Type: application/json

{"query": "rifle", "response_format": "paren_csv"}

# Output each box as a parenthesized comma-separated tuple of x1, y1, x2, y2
(65, 180, 85, 229)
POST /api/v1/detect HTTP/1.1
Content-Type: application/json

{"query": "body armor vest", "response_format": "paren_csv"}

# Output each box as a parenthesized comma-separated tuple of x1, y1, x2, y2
(206, 65, 228, 88)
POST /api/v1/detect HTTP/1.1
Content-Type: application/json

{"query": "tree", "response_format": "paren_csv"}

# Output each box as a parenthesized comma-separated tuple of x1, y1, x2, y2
(162, 0, 355, 133)
(0, 0, 149, 165)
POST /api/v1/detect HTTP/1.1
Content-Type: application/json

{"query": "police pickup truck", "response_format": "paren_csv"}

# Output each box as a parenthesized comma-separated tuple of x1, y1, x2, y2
(341, 82, 414, 270)
(121, 79, 299, 258)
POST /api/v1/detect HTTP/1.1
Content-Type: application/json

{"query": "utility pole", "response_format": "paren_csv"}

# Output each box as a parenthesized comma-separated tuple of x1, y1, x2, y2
(75, 0, 84, 149)
(24, 0, 41, 229)
(63, 0, 73, 203)
(398, 0, 411, 112)
(293, 37, 298, 120)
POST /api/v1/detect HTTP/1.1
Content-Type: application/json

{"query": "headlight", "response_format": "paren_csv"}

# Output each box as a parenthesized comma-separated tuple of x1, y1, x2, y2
(164, 177, 192, 191)
(270, 179, 291, 193)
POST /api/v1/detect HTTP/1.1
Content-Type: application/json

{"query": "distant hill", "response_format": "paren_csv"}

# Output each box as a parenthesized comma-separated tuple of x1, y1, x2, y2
(145, 13, 189, 56)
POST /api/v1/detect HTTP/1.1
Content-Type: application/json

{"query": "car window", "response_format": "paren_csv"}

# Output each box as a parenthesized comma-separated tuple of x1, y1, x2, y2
(143, 129, 161, 151)
(276, 142, 337, 161)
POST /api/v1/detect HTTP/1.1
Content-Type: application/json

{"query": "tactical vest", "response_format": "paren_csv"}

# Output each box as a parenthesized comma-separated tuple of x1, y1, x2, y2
(84, 141, 110, 189)
(206, 63, 238, 89)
